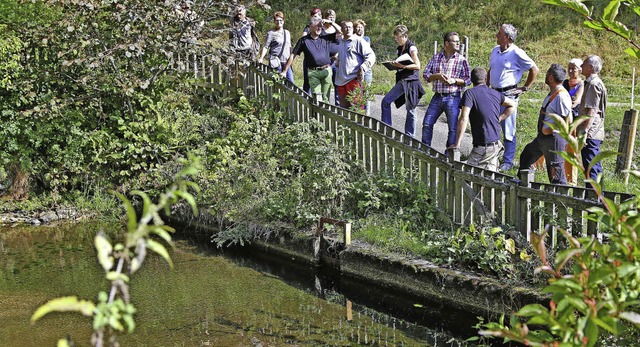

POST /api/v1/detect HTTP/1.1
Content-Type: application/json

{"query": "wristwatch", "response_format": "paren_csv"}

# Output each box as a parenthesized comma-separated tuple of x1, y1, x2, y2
(521, 86, 529, 92)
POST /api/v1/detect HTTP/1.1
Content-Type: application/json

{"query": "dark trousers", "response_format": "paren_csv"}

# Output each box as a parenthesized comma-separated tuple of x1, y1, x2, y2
(581, 138, 603, 184)
(519, 134, 567, 184)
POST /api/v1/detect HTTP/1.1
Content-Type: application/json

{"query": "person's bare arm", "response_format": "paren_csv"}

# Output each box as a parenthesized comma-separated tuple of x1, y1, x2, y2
(514, 65, 540, 95)
(498, 97, 516, 122)
(280, 54, 296, 78)
(393, 48, 421, 71)
(572, 83, 584, 109)
(448, 106, 470, 149)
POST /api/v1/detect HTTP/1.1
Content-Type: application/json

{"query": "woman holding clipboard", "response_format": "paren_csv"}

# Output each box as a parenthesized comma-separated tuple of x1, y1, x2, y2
(380, 25, 425, 137)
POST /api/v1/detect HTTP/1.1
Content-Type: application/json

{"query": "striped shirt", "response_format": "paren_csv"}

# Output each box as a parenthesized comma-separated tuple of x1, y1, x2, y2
(422, 51, 471, 94)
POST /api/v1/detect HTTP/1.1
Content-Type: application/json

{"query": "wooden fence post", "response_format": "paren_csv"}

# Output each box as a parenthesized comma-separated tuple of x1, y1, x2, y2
(615, 109, 638, 186)
(518, 169, 534, 240)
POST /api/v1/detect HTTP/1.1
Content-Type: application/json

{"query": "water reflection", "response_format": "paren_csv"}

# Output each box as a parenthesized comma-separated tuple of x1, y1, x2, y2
(0, 223, 482, 346)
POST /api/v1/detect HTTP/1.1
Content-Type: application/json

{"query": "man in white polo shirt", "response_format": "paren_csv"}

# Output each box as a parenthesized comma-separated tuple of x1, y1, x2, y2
(488, 23, 539, 172)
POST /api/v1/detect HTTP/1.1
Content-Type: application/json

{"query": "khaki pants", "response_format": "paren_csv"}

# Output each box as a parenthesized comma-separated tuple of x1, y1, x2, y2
(466, 141, 504, 172)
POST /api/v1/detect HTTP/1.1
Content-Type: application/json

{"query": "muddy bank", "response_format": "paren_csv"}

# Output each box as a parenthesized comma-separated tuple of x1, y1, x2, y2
(0, 208, 91, 226)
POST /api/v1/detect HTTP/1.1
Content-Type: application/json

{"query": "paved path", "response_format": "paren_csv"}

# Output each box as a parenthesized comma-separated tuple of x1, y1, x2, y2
(365, 94, 474, 157)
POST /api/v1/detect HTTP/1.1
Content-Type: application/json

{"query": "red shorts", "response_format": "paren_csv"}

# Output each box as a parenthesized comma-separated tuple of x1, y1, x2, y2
(336, 78, 362, 98)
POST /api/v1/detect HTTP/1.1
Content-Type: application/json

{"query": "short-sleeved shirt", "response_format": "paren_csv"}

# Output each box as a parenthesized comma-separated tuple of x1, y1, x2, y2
(460, 84, 505, 146)
(422, 51, 471, 94)
(264, 29, 292, 63)
(292, 33, 338, 68)
(539, 89, 572, 134)
(489, 44, 536, 88)
(580, 74, 607, 140)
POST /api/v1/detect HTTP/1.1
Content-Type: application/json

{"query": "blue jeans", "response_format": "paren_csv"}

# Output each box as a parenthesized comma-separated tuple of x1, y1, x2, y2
(278, 62, 294, 83)
(500, 95, 519, 166)
(581, 138, 603, 183)
(421, 93, 461, 147)
(381, 81, 417, 136)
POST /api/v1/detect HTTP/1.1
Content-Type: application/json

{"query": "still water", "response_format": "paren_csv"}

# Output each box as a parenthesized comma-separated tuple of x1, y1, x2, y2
(0, 222, 481, 346)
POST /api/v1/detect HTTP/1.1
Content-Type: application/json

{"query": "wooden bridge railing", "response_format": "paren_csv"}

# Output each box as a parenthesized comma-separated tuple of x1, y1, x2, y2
(181, 56, 634, 248)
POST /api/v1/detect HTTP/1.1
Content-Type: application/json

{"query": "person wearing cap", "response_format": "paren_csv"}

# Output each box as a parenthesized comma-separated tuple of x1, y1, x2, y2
(281, 17, 340, 102)
(488, 23, 539, 172)
(229, 4, 258, 60)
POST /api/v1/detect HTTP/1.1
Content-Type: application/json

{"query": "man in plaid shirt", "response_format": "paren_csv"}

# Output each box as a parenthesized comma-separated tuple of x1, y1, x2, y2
(421, 32, 471, 149)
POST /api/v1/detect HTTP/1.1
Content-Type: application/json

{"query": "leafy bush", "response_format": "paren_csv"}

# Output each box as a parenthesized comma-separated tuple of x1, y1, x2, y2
(201, 94, 356, 245)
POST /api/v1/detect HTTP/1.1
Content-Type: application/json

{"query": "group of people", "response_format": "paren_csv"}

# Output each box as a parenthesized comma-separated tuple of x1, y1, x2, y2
(445, 24, 605, 188)
(232, 5, 607, 187)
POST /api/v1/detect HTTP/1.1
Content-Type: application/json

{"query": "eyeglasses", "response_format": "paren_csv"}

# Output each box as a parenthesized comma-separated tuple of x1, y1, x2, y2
(275, 19, 284, 22)
(449, 40, 460, 43)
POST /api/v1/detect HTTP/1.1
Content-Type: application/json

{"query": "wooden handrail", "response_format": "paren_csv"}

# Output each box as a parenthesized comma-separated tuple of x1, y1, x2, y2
(177, 58, 637, 248)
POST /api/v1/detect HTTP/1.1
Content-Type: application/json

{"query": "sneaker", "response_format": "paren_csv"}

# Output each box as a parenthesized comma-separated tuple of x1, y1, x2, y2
(499, 163, 513, 172)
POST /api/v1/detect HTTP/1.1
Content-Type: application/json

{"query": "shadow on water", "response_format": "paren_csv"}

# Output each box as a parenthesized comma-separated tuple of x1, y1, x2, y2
(0, 222, 510, 346)
(180, 232, 508, 347)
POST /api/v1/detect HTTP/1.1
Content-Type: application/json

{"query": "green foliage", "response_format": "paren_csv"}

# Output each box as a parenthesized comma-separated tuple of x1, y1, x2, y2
(31, 158, 200, 346)
(543, 0, 640, 58)
(0, 24, 22, 90)
(445, 225, 520, 277)
(347, 166, 433, 227)
(202, 94, 356, 246)
(0, 0, 232, 196)
(478, 113, 640, 345)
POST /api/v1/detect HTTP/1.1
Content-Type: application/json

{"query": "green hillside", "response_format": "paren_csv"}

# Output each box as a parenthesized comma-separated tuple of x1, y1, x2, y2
(260, 0, 639, 97)
(257, 0, 640, 192)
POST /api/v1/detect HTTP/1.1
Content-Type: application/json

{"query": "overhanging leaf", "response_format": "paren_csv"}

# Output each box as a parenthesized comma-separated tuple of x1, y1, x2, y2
(94, 232, 113, 271)
(624, 47, 640, 59)
(151, 226, 173, 243)
(105, 271, 130, 283)
(583, 19, 605, 30)
(174, 190, 198, 215)
(114, 191, 137, 233)
(603, 0, 621, 21)
(132, 190, 152, 218)
(587, 150, 618, 176)
(130, 238, 146, 274)
(620, 311, 640, 324)
(601, 19, 631, 39)
(542, 0, 590, 16)
(31, 296, 95, 323)
(147, 239, 173, 268)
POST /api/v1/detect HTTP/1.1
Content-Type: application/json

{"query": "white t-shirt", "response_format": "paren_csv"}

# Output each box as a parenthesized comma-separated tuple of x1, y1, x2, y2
(489, 44, 536, 88)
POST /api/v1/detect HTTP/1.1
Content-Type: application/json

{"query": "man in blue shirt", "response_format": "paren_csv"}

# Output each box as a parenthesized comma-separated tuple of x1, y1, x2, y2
(281, 18, 340, 102)
(449, 67, 515, 172)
